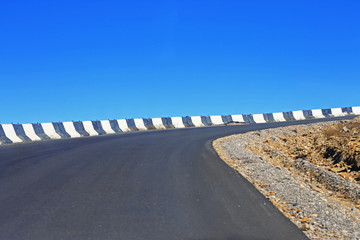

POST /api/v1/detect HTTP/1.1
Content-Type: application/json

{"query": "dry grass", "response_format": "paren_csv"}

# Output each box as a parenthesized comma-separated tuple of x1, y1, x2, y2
(323, 123, 344, 138)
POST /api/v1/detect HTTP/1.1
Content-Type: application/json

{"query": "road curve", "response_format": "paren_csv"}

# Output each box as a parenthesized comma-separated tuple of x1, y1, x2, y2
(0, 117, 354, 240)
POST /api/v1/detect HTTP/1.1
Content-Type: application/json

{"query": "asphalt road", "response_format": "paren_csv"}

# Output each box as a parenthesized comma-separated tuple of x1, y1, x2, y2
(0, 117, 354, 240)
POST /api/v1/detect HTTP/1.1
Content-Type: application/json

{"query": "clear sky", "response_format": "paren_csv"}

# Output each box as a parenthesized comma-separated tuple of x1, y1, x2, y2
(1, 0, 359, 124)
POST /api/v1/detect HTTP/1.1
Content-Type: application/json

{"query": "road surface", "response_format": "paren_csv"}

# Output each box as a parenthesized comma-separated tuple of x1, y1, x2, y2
(0, 117, 353, 239)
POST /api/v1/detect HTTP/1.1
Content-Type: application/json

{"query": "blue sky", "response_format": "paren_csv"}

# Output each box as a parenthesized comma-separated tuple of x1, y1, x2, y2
(1, 0, 359, 123)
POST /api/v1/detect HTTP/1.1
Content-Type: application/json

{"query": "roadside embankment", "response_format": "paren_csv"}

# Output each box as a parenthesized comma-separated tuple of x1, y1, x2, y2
(214, 117, 360, 239)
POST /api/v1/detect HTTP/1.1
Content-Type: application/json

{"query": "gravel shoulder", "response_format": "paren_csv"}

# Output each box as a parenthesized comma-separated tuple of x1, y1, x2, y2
(214, 120, 360, 240)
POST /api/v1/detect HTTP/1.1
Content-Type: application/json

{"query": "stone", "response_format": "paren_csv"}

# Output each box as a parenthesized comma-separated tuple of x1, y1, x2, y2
(300, 223, 310, 231)
(301, 217, 309, 223)
(342, 126, 350, 133)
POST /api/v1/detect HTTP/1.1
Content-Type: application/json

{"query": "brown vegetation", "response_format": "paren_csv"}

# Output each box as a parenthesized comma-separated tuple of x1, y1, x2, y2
(255, 116, 360, 184)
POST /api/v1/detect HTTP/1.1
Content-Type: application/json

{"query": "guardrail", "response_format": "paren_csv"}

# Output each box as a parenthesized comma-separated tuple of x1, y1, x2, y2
(1, 106, 359, 144)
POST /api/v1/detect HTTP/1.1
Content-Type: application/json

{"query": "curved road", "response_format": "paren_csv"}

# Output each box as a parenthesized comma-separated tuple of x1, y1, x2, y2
(0, 117, 353, 240)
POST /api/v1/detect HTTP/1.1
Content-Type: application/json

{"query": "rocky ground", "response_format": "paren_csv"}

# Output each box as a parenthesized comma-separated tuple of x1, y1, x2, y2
(214, 117, 360, 239)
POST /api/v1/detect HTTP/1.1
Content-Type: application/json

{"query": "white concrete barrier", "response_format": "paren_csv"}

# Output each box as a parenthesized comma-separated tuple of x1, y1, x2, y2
(191, 116, 204, 127)
(353, 107, 360, 115)
(292, 110, 306, 120)
(22, 124, 42, 141)
(41, 123, 61, 139)
(273, 112, 286, 122)
(100, 120, 115, 134)
(62, 122, 81, 138)
(82, 121, 98, 136)
(117, 119, 131, 132)
(252, 114, 266, 123)
(2, 124, 22, 143)
(311, 109, 325, 118)
(231, 115, 245, 123)
(331, 108, 344, 117)
(210, 116, 224, 125)
(134, 119, 147, 131)
(171, 117, 185, 128)
(152, 118, 166, 129)
(1, 106, 359, 145)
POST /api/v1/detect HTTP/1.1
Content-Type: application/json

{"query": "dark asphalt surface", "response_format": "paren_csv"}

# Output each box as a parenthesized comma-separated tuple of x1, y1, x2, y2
(0, 117, 354, 240)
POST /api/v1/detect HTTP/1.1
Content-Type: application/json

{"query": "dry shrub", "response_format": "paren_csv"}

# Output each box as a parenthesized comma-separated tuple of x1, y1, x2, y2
(346, 121, 360, 132)
(352, 116, 360, 123)
(323, 117, 360, 139)
(323, 123, 344, 138)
